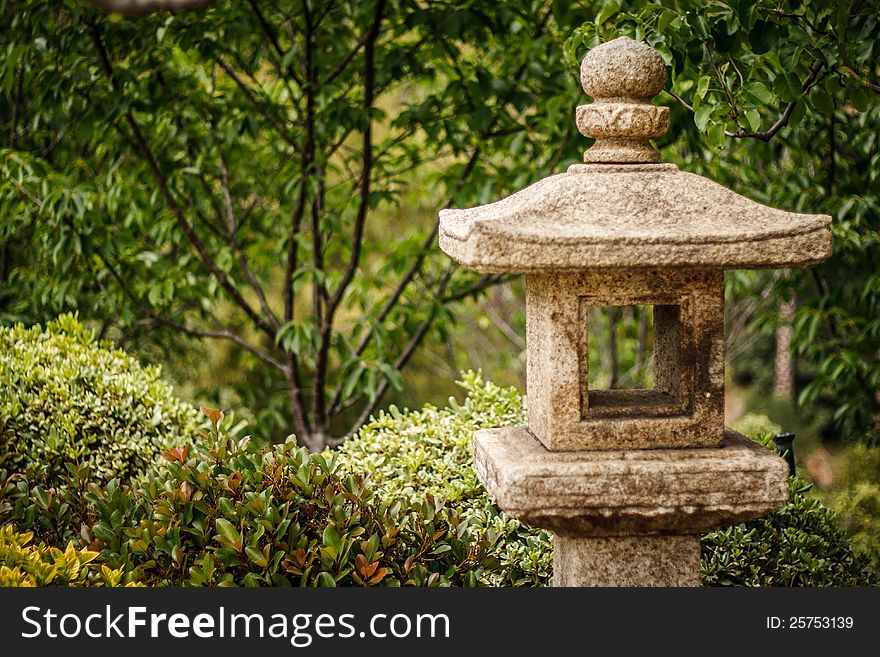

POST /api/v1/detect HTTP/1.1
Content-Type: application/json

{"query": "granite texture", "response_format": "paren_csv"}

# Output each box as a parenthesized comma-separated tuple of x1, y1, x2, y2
(438, 166, 832, 273)
(473, 426, 790, 536)
(526, 269, 724, 450)
(554, 535, 700, 587)
(580, 37, 666, 100)
(578, 37, 669, 163)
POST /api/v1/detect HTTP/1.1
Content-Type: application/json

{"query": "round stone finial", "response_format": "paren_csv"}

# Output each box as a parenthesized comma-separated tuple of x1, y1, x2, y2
(575, 37, 670, 164)
(580, 36, 666, 100)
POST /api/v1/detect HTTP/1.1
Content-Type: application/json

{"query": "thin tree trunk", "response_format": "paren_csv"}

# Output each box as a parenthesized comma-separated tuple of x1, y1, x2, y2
(637, 307, 649, 387)
(0, 241, 9, 284)
(774, 296, 795, 400)
(608, 307, 620, 389)
(285, 364, 311, 449)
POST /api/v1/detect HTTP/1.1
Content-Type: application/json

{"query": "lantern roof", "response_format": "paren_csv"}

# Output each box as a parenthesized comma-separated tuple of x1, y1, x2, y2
(438, 37, 831, 274)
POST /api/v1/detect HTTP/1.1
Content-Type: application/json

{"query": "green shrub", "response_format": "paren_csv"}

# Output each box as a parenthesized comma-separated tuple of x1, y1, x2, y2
(2, 410, 494, 586)
(0, 314, 201, 485)
(119, 422, 491, 586)
(335, 371, 552, 586)
(339, 372, 876, 587)
(732, 413, 782, 439)
(0, 365, 872, 586)
(0, 525, 129, 586)
(701, 477, 876, 586)
(699, 429, 876, 586)
(821, 444, 880, 572)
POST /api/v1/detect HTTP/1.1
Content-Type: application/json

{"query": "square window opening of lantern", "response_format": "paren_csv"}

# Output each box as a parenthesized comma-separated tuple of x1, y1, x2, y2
(523, 270, 723, 450)
(579, 298, 694, 420)
(585, 304, 655, 390)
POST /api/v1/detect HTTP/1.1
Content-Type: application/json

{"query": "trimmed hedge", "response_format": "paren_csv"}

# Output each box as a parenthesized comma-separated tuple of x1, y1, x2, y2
(0, 314, 201, 485)
(338, 372, 877, 587)
(0, 318, 874, 587)
(701, 476, 875, 586)
(1, 412, 496, 586)
(335, 372, 551, 586)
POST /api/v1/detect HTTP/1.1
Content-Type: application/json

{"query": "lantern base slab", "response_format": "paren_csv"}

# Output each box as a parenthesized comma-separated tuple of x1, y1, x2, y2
(473, 426, 789, 537)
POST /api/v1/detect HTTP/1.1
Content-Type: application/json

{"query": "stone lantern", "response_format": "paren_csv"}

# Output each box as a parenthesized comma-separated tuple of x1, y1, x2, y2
(438, 37, 832, 586)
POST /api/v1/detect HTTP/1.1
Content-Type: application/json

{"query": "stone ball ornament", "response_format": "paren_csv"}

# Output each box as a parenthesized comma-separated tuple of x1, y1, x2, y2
(579, 36, 667, 99)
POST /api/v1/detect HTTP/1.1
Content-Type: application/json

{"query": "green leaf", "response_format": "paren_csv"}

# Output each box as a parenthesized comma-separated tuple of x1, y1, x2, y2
(322, 525, 340, 550)
(245, 545, 268, 567)
(218, 497, 237, 518)
(707, 123, 726, 149)
(215, 548, 242, 567)
(215, 518, 241, 546)
(811, 90, 834, 114)
(788, 100, 806, 128)
(695, 76, 711, 101)
(316, 572, 336, 587)
(694, 104, 714, 132)
(850, 87, 869, 112)
(743, 81, 774, 105)
(749, 20, 777, 54)
(340, 366, 365, 403)
(281, 48, 296, 70)
(745, 109, 761, 132)
(468, 107, 492, 133)
(657, 9, 676, 33)
(595, 1, 619, 26)
(773, 73, 801, 103)
(32, 487, 50, 510)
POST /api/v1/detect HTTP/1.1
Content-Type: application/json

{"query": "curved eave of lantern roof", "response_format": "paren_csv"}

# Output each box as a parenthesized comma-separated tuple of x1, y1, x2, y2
(438, 163, 832, 274)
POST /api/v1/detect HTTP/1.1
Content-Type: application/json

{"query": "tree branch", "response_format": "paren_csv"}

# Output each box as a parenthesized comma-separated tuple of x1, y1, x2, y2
(283, 182, 307, 323)
(101, 248, 286, 372)
(726, 61, 825, 141)
(704, 42, 738, 120)
(188, 173, 232, 240)
(272, 0, 324, 444)
(325, 7, 555, 417)
(327, 148, 481, 415)
(284, 363, 310, 447)
(217, 147, 280, 328)
(89, 19, 276, 340)
(246, 0, 304, 88)
(312, 0, 385, 432)
(310, 172, 327, 320)
(149, 316, 287, 372)
(441, 273, 509, 304)
(323, 25, 372, 86)
(664, 89, 694, 112)
(321, 32, 430, 136)
(216, 55, 300, 153)
(346, 272, 453, 434)
(727, 53, 745, 86)
(840, 66, 880, 93)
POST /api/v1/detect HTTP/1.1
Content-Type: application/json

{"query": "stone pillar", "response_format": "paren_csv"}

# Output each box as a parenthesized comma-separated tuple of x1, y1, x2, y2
(553, 536, 700, 587)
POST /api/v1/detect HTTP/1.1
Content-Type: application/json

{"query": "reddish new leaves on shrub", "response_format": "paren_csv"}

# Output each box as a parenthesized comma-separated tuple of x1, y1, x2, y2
(161, 445, 189, 463)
